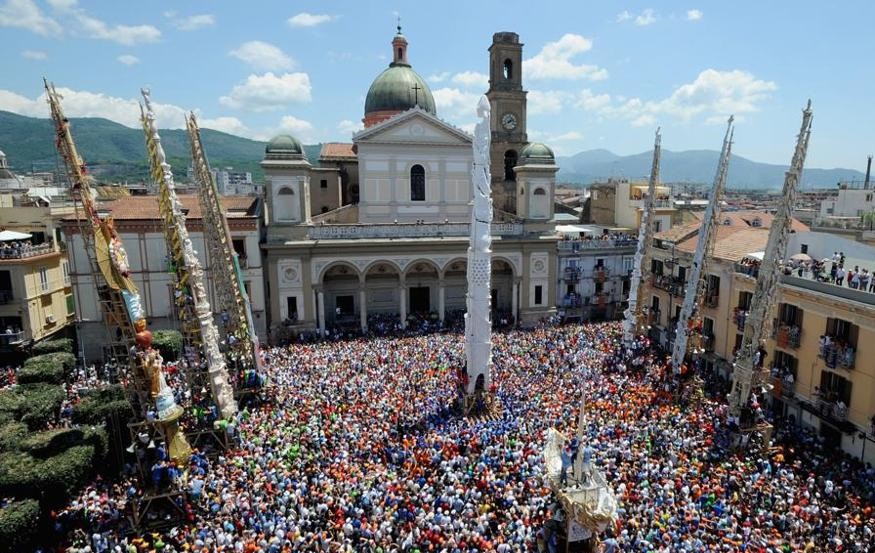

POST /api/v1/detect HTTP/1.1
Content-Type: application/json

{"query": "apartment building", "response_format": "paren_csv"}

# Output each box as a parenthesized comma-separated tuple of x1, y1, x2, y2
(0, 202, 76, 355)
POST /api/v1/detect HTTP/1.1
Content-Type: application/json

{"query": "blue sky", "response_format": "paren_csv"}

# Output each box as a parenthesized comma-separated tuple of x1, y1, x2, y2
(1, 0, 872, 170)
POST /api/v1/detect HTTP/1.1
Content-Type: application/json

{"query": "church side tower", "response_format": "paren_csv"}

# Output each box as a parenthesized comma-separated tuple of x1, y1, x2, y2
(486, 32, 528, 215)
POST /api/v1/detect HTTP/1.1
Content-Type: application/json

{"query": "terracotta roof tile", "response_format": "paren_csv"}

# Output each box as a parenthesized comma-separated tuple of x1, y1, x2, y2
(320, 143, 356, 159)
(63, 195, 258, 221)
(675, 226, 771, 261)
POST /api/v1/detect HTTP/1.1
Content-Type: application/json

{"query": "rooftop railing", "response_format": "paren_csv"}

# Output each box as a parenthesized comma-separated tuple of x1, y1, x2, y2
(308, 221, 524, 240)
(0, 242, 55, 260)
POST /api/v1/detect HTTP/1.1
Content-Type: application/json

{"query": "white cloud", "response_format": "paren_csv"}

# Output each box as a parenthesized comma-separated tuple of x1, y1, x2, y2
(431, 87, 481, 121)
(451, 71, 488, 89)
(616, 10, 632, 22)
(524, 34, 608, 81)
(229, 41, 295, 71)
(686, 9, 703, 21)
(45, 0, 159, 45)
(173, 13, 214, 31)
(277, 115, 315, 141)
(219, 72, 312, 111)
(337, 119, 363, 136)
(117, 54, 139, 66)
(428, 72, 450, 83)
(0, 0, 62, 36)
(552, 131, 584, 141)
(576, 89, 612, 111)
(199, 116, 250, 136)
(0, 86, 189, 129)
(635, 8, 658, 26)
(288, 12, 336, 27)
(586, 69, 776, 125)
(74, 12, 160, 45)
(21, 49, 47, 60)
(528, 90, 568, 115)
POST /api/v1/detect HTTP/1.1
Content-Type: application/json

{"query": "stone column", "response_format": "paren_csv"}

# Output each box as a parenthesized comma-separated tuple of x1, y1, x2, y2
(512, 278, 521, 325)
(438, 278, 446, 323)
(399, 276, 407, 329)
(316, 288, 326, 336)
(359, 286, 367, 333)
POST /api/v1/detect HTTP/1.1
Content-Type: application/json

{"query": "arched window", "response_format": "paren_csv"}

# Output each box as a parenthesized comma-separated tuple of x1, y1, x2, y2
(410, 164, 425, 201)
(533, 187, 546, 196)
(531, 187, 549, 219)
(275, 186, 298, 221)
(504, 150, 517, 181)
(503, 59, 513, 80)
(398, 48, 403, 60)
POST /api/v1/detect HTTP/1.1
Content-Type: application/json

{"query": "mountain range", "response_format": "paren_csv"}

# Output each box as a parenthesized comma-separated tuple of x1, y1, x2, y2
(0, 110, 864, 189)
(556, 149, 864, 190)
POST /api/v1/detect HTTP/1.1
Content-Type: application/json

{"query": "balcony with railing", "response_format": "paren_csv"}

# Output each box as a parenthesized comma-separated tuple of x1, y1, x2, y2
(0, 330, 25, 347)
(562, 267, 582, 282)
(772, 322, 802, 349)
(591, 292, 610, 308)
(307, 221, 524, 240)
(561, 293, 583, 308)
(651, 274, 685, 297)
(734, 260, 760, 279)
(593, 267, 610, 283)
(704, 292, 719, 308)
(557, 238, 637, 251)
(734, 308, 748, 332)
(648, 308, 661, 326)
(0, 241, 55, 260)
(819, 340, 855, 370)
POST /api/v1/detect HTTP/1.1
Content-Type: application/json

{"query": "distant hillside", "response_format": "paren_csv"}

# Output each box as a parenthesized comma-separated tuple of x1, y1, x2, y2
(1, 110, 863, 189)
(557, 149, 864, 190)
(0, 111, 319, 182)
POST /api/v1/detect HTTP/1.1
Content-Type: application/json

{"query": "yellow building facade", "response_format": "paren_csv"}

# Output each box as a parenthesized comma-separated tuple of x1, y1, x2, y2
(0, 204, 75, 354)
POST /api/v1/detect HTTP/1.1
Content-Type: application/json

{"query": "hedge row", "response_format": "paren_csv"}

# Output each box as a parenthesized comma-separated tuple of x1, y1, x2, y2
(0, 423, 27, 452)
(31, 338, 73, 355)
(0, 498, 40, 553)
(0, 444, 96, 499)
(18, 352, 75, 385)
(72, 384, 132, 426)
(152, 329, 183, 361)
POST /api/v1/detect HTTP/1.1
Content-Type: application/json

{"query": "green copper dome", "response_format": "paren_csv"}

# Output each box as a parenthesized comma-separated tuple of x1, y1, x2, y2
(520, 142, 555, 164)
(266, 134, 303, 155)
(364, 65, 436, 117)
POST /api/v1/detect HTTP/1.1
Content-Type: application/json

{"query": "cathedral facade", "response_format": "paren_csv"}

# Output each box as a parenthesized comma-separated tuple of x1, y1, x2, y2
(261, 30, 558, 339)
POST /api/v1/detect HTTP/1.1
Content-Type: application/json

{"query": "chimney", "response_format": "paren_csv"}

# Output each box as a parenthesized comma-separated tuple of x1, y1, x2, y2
(865, 155, 872, 190)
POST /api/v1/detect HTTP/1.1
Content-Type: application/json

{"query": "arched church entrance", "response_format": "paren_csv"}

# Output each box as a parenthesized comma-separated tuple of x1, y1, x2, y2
(404, 260, 440, 321)
(320, 262, 361, 329)
(364, 261, 402, 328)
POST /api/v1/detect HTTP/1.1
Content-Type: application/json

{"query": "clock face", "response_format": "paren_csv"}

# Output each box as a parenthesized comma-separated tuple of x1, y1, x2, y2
(501, 112, 518, 131)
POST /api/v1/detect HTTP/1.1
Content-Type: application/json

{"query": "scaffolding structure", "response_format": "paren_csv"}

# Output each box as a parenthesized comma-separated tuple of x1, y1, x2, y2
(728, 102, 813, 450)
(671, 117, 734, 374)
(45, 80, 191, 526)
(622, 129, 661, 347)
(185, 113, 263, 391)
(139, 90, 237, 451)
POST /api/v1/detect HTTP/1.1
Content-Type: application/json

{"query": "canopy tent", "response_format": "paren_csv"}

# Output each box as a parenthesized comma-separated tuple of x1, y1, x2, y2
(743, 251, 765, 261)
(0, 230, 32, 241)
(556, 224, 598, 236)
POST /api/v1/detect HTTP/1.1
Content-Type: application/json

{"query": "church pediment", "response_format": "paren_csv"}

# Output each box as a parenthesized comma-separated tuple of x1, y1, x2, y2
(354, 107, 472, 146)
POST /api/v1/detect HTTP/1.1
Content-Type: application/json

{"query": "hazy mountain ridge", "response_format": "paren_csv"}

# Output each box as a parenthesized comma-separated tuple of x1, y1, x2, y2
(0, 111, 863, 189)
(557, 148, 864, 189)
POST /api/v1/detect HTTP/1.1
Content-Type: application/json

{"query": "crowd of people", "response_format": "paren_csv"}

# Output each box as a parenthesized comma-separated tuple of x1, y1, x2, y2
(0, 238, 52, 259)
(50, 322, 875, 552)
(789, 251, 875, 293)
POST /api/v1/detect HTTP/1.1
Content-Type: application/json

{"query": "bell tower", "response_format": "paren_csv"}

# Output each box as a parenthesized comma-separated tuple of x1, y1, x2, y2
(486, 32, 528, 215)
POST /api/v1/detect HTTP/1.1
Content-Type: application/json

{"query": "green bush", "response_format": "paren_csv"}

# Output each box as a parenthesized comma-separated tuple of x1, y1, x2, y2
(152, 329, 183, 361)
(32, 338, 73, 355)
(0, 444, 96, 498)
(0, 498, 40, 553)
(17, 360, 64, 386)
(0, 423, 27, 453)
(0, 391, 23, 422)
(24, 352, 75, 373)
(17, 384, 65, 431)
(19, 428, 84, 458)
(82, 426, 109, 460)
(73, 384, 132, 426)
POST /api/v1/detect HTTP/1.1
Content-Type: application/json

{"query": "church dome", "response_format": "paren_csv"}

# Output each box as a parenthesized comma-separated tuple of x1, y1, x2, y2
(264, 134, 305, 161)
(363, 28, 436, 127)
(365, 66, 436, 117)
(520, 142, 555, 164)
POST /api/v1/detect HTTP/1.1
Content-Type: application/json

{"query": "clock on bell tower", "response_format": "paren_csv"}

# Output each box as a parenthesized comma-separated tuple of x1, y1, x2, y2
(486, 32, 528, 214)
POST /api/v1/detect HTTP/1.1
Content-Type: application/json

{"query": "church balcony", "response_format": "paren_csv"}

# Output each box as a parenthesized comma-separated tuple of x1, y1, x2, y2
(307, 221, 524, 240)
(557, 238, 637, 251)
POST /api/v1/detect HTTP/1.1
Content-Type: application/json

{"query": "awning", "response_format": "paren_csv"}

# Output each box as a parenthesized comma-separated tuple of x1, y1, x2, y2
(556, 224, 596, 235)
(744, 251, 765, 261)
(0, 230, 32, 241)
